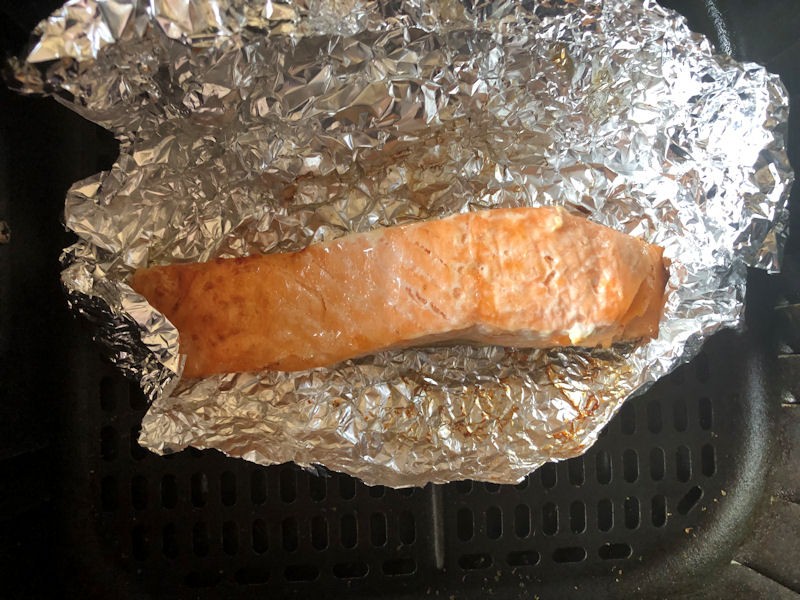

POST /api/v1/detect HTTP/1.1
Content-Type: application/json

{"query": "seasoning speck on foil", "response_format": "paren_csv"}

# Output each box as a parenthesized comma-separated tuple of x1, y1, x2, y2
(10, 0, 792, 486)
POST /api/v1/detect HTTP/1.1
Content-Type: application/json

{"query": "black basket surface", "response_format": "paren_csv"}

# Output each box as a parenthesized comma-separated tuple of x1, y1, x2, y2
(1, 1, 799, 598)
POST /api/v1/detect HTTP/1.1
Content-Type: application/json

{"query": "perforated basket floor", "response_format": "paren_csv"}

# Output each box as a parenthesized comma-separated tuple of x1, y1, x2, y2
(77, 328, 770, 599)
(3, 0, 799, 598)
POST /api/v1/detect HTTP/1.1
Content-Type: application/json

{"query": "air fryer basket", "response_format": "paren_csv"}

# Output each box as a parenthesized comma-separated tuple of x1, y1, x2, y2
(1, 1, 799, 598)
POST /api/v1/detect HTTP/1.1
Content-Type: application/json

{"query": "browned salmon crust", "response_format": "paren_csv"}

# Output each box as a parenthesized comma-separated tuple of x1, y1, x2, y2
(132, 207, 668, 378)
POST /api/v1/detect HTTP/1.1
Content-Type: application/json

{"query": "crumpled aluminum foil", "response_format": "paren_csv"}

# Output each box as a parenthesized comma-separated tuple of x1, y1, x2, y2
(10, 0, 792, 486)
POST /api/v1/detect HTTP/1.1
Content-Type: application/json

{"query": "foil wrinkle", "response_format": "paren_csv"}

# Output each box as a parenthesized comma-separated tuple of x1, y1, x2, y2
(10, 0, 793, 486)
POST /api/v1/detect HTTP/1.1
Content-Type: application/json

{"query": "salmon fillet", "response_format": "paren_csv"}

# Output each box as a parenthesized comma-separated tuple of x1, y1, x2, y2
(131, 207, 667, 378)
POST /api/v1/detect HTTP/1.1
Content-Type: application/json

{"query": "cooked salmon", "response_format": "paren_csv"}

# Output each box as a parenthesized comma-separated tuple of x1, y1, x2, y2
(131, 207, 667, 378)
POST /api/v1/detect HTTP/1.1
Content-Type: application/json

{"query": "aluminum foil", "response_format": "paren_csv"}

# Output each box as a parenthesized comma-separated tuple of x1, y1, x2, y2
(10, 0, 792, 486)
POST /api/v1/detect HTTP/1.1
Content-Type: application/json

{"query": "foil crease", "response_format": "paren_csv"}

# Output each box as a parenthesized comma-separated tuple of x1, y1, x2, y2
(11, 0, 792, 486)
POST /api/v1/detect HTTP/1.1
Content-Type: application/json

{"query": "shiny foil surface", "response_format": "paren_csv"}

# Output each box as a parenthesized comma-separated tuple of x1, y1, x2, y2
(11, 0, 792, 486)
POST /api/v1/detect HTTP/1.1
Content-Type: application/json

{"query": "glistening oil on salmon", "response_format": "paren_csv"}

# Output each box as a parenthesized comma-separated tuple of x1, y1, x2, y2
(132, 207, 668, 378)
